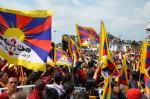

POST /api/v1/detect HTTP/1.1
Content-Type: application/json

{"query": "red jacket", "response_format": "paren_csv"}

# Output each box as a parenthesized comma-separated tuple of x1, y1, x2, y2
(0, 91, 9, 99)
(28, 89, 42, 99)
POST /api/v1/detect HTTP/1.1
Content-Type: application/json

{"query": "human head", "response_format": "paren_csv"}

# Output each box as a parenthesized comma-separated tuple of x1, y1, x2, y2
(63, 81, 75, 96)
(131, 71, 139, 81)
(78, 57, 83, 64)
(85, 78, 97, 95)
(0, 59, 7, 66)
(42, 87, 59, 99)
(88, 60, 95, 68)
(64, 72, 73, 82)
(35, 79, 46, 92)
(9, 92, 26, 99)
(111, 81, 120, 93)
(0, 71, 8, 84)
(7, 77, 18, 92)
(44, 67, 54, 76)
(126, 88, 141, 99)
(73, 91, 89, 99)
(30, 72, 43, 84)
(54, 74, 62, 85)
(86, 69, 95, 78)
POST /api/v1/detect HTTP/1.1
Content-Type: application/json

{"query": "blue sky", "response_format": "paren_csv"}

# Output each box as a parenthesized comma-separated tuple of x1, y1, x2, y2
(0, 0, 150, 43)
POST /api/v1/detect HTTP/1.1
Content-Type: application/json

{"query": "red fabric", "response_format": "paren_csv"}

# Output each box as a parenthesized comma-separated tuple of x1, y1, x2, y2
(4, 67, 18, 78)
(77, 69, 86, 82)
(0, 91, 9, 99)
(126, 88, 141, 99)
(28, 89, 42, 99)
(44, 75, 52, 83)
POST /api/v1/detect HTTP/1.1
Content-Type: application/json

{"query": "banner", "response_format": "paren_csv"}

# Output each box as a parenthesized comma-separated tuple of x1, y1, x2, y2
(54, 48, 72, 66)
(76, 24, 100, 48)
(0, 8, 53, 71)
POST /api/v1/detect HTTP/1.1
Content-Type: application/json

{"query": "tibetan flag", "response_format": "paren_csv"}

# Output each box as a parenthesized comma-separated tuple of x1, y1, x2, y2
(119, 55, 128, 91)
(145, 43, 150, 69)
(47, 49, 54, 66)
(144, 70, 150, 88)
(139, 41, 150, 89)
(101, 76, 111, 99)
(54, 48, 72, 66)
(76, 24, 100, 48)
(0, 8, 53, 71)
(99, 21, 118, 72)
(69, 39, 80, 67)
(137, 46, 145, 74)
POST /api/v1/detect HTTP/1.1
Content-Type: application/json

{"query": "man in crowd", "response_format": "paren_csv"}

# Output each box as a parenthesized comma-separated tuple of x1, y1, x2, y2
(0, 77, 18, 99)
(0, 71, 8, 88)
(9, 92, 26, 99)
(28, 79, 46, 99)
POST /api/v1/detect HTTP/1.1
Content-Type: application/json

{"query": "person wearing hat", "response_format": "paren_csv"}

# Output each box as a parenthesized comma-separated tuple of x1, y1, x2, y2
(126, 88, 148, 99)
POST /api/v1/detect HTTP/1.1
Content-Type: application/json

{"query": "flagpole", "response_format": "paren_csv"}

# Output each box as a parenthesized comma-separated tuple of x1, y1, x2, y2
(72, 55, 74, 84)
(53, 30, 56, 83)
(98, 21, 103, 70)
(69, 36, 74, 84)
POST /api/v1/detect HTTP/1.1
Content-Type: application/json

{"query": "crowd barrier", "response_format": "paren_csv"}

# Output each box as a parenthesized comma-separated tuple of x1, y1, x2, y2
(0, 84, 102, 98)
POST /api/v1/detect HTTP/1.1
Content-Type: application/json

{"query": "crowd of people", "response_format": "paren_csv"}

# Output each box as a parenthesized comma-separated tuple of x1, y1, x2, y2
(0, 47, 148, 99)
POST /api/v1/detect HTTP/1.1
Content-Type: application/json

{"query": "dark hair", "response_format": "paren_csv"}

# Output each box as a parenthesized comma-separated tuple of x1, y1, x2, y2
(88, 60, 95, 67)
(44, 67, 54, 76)
(64, 72, 72, 82)
(0, 71, 7, 78)
(35, 79, 46, 91)
(61, 66, 68, 73)
(131, 71, 139, 81)
(85, 78, 97, 95)
(73, 91, 89, 99)
(42, 87, 59, 99)
(7, 76, 18, 83)
(111, 81, 120, 88)
(63, 81, 75, 95)
(25, 69, 33, 77)
(30, 72, 42, 83)
(51, 42, 55, 48)
(86, 69, 95, 78)
(54, 74, 63, 85)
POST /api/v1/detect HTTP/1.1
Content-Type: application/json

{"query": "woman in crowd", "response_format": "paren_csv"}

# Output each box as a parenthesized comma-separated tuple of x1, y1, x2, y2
(111, 81, 126, 99)
(0, 71, 8, 88)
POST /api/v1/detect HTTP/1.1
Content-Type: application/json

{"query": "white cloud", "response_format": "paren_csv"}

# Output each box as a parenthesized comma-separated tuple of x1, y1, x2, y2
(0, 0, 149, 43)
(143, 1, 150, 18)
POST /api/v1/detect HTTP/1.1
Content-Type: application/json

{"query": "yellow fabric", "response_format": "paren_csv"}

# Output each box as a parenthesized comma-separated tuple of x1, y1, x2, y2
(101, 76, 111, 99)
(0, 82, 6, 88)
(99, 21, 118, 73)
(115, 76, 119, 82)
(99, 21, 108, 69)
(76, 24, 99, 48)
(140, 41, 147, 73)
(54, 48, 72, 66)
(122, 54, 129, 92)
(89, 96, 97, 99)
(69, 39, 81, 57)
(8, 64, 14, 69)
(0, 7, 54, 18)
(0, 49, 46, 71)
(46, 61, 54, 67)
